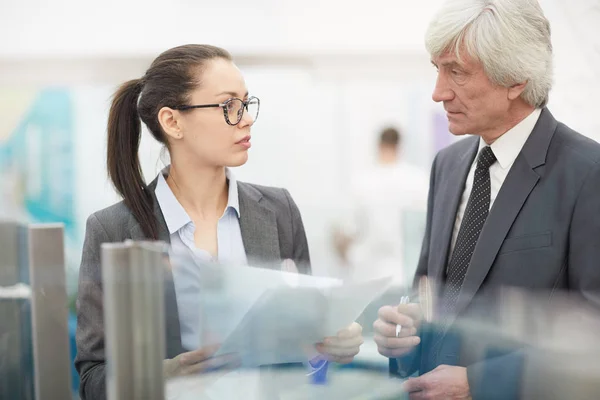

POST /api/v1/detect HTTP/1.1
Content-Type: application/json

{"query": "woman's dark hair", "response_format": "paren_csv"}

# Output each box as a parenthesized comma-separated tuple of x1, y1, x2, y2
(107, 44, 232, 239)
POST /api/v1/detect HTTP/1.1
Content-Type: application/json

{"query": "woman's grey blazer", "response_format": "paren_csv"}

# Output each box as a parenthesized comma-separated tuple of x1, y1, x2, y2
(74, 175, 311, 400)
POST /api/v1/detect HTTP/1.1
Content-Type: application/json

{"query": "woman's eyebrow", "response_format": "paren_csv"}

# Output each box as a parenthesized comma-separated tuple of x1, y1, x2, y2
(215, 90, 249, 97)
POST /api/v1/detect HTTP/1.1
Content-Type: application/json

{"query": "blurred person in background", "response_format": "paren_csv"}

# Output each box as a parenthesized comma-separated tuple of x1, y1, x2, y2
(75, 44, 363, 400)
(373, 0, 600, 399)
(332, 127, 428, 286)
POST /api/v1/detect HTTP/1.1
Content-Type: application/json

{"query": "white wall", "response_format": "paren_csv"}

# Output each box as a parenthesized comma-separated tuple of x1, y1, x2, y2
(1, 0, 443, 57)
(541, 0, 600, 142)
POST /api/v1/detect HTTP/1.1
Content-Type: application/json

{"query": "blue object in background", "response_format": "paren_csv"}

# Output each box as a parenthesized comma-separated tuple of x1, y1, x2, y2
(1, 88, 80, 396)
(4, 89, 76, 238)
(68, 314, 79, 395)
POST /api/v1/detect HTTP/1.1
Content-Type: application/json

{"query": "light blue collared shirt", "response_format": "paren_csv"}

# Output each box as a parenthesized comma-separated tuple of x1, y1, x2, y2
(155, 168, 247, 351)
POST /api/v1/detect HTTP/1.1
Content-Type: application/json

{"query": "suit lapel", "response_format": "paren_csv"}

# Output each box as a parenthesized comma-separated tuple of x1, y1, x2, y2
(429, 138, 479, 287)
(454, 157, 539, 315)
(237, 182, 281, 268)
(454, 108, 558, 317)
(128, 177, 184, 358)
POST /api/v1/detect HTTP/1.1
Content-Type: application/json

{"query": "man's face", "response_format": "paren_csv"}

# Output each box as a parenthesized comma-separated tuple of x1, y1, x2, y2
(431, 49, 512, 139)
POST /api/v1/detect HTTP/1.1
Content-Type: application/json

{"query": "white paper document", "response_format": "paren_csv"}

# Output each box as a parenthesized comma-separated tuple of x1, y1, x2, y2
(199, 265, 391, 367)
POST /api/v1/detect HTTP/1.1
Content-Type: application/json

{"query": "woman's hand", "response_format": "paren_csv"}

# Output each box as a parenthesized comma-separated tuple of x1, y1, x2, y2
(163, 344, 239, 379)
(315, 322, 364, 364)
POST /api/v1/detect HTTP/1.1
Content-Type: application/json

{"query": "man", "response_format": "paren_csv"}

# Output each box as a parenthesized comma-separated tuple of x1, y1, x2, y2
(332, 127, 428, 284)
(373, 0, 600, 398)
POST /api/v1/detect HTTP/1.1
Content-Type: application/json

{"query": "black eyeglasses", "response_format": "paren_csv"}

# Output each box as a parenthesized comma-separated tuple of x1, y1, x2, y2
(172, 96, 260, 126)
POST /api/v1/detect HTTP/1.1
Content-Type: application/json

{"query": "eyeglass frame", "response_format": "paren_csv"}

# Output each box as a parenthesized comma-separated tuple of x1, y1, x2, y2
(170, 96, 260, 126)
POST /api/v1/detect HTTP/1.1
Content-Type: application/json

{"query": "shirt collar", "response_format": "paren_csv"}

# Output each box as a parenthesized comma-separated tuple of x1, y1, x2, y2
(225, 168, 241, 218)
(479, 108, 542, 170)
(154, 167, 241, 235)
(155, 171, 191, 235)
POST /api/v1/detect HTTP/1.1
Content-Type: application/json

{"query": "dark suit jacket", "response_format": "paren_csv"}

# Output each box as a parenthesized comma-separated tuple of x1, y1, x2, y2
(391, 108, 600, 399)
(75, 175, 311, 400)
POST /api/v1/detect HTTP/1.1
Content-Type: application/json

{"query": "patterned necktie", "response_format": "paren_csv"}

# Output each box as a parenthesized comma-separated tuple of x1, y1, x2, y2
(430, 146, 497, 364)
(444, 145, 497, 310)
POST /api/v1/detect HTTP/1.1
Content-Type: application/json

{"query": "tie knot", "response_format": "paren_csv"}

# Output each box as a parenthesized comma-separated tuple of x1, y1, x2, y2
(477, 146, 496, 170)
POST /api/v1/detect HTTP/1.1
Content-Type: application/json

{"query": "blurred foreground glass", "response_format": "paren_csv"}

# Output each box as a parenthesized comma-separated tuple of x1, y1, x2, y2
(102, 240, 168, 400)
(164, 252, 408, 399)
(0, 222, 72, 400)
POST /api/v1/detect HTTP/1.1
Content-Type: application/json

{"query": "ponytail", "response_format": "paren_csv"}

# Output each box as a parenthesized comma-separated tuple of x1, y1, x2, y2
(106, 45, 233, 239)
(107, 79, 158, 239)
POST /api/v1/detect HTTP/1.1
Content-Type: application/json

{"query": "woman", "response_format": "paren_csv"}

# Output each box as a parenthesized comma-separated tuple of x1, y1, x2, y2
(74, 44, 363, 400)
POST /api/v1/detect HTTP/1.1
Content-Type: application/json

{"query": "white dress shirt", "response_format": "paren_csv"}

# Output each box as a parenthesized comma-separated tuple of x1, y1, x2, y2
(450, 108, 542, 253)
(154, 168, 247, 351)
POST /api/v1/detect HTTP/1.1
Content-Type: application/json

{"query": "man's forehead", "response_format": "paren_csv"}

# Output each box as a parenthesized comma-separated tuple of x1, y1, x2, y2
(431, 50, 478, 68)
(432, 51, 460, 65)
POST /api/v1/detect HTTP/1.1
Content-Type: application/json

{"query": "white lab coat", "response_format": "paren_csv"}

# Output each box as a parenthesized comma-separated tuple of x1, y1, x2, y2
(345, 162, 429, 286)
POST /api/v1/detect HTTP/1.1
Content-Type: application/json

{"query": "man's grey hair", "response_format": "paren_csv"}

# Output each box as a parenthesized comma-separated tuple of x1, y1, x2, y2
(425, 0, 553, 108)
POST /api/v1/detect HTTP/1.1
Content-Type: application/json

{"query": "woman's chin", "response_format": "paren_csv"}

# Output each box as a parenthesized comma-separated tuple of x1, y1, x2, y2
(226, 152, 249, 167)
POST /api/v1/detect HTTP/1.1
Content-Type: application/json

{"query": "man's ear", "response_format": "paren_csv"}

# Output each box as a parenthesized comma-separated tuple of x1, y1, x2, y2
(508, 81, 527, 101)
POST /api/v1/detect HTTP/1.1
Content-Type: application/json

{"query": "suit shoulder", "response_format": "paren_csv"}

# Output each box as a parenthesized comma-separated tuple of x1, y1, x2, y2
(553, 122, 600, 167)
(86, 200, 132, 241)
(435, 136, 478, 166)
(239, 182, 290, 205)
(237, 182, 300, 217)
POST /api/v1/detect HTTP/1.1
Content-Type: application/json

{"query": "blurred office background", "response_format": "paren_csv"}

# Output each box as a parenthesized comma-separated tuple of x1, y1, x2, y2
(0, 0, 599, 397)
(3, 0, 598, 284)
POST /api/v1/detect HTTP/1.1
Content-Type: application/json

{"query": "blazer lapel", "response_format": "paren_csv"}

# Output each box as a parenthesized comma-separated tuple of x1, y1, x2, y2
(429, 138, 479, 287)
(237, 182, 281, 268)
(128, 176, 184, 358)
(454, 108, 558, 317)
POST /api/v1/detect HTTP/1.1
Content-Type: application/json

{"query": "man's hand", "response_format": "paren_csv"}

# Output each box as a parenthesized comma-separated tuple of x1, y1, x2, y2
(316, 322, 363, 364)
(403, 365, 471, 400)
(163, 344, 239, 379)
(373, 303, 422, 358)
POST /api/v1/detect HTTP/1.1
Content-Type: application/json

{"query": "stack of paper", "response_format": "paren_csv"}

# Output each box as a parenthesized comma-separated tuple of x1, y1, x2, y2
(192, 262, 391, 367)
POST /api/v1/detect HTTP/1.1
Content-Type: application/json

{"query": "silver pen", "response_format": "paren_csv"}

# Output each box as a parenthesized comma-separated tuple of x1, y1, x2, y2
(395, 295, 410, 337)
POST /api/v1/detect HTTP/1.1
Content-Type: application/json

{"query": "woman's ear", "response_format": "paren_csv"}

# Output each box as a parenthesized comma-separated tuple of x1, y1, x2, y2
(158, 106, 184, 140)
